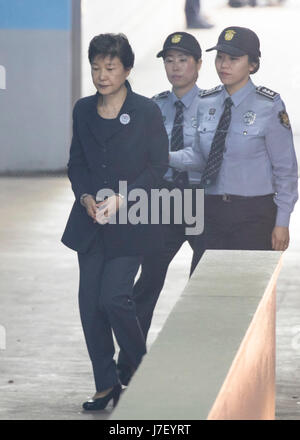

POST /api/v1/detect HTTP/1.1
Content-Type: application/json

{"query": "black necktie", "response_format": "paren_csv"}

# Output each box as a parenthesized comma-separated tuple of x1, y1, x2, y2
(171, 100, 189, 187)
(200, 97, 233, 188)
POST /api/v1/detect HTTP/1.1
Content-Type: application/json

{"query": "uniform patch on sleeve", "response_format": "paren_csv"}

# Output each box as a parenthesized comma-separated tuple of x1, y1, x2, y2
(200, 85, 223, 97)
(278, 110, 291, 129)
(152, 90, 170, 100)
(256, 86, 279, 100)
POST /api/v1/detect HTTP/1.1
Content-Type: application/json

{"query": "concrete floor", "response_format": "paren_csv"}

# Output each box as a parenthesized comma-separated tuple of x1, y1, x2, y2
(0, 176, 193, 420)
(0, 175, 299, 420)
(1, 0, 300, 420)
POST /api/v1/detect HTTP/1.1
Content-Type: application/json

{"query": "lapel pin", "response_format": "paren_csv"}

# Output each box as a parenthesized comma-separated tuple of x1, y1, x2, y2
(120, 113, 130, 125)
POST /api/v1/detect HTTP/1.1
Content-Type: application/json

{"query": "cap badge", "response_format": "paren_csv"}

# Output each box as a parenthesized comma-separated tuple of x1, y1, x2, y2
(224, 30, 236, 41)
(171, 34, 182, 44)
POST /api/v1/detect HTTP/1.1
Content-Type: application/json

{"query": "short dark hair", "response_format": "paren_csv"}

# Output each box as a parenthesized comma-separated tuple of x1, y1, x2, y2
(88, 33, 135, 69)
(248, 54, 260, 74)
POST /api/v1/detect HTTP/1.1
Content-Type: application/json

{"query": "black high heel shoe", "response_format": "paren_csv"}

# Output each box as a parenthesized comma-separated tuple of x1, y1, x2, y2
(82, 383, 122, 411)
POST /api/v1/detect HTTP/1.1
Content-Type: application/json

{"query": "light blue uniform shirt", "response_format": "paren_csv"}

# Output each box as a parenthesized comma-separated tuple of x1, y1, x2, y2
(169, 79, 298, 227)
(153, 84, 202, 184)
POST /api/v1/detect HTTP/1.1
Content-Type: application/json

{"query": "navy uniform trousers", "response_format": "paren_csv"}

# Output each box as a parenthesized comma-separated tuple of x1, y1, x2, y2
(190, 193, 277, 273)
(134, 185, 200, 339)
(77, 231, 145, 392)
(118, 192, 276, 377)
(132, 194, 277, 327)
(117, 185, 202, 373)
(133, 223, 195, 338)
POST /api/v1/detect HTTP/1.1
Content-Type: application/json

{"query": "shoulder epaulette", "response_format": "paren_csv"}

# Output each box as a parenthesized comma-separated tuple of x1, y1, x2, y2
(256, 86, 279, 100)
(200, 85, 223, 98)
(152, 90, 170, 100)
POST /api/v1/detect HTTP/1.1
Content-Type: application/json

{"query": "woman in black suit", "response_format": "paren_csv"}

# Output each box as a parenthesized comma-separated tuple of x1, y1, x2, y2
(61, 33, 168, 410)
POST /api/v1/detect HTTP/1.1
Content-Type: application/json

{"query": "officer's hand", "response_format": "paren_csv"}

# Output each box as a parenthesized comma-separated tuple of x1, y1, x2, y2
(82, 195, 98, 222)
(96, 195, 124, 225)
(271, 226, 290, 251)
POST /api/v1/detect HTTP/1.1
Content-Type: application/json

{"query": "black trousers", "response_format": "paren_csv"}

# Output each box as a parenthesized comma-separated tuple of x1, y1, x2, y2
(191, 194, 277, 273)
(118, 185, 202, 370)
(77, 232, 144, 392)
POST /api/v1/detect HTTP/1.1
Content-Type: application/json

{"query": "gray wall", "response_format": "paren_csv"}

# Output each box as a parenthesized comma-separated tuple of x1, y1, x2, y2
(0, 0, 81, 173)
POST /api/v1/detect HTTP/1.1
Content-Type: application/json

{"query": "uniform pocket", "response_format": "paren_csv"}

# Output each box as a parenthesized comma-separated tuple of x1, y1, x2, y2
(227, 123, 265, 158)
(230, 123, 261, 137)
(197, 122, 217, 135)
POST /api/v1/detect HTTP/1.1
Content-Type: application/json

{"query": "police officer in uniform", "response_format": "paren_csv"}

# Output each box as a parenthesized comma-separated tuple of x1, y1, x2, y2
(117, 32, 203, 385)
(169, 26, 298, 271)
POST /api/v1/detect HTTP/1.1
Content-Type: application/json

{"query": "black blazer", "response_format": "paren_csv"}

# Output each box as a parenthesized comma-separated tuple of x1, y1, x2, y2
(61, 81, 169, 258)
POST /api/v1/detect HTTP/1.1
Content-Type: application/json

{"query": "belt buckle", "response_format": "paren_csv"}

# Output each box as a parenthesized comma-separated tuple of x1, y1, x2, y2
(222, 194, 231, 202)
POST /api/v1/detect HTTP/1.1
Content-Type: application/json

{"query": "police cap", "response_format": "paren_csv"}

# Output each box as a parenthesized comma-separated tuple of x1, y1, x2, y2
(157, 32, 202, 59)
(206, 26, 261, 58)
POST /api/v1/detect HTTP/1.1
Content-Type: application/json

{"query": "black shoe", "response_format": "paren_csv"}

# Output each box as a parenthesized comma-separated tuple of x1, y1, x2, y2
(187, 17, 214, 29)
(228, 0, 247, 6)
(82, 383, 122, 411)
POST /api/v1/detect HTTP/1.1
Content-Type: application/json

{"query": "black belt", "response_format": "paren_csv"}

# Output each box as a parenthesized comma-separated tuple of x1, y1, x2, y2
(205, 193, 274, 202)
(162, 180, 201, 191)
